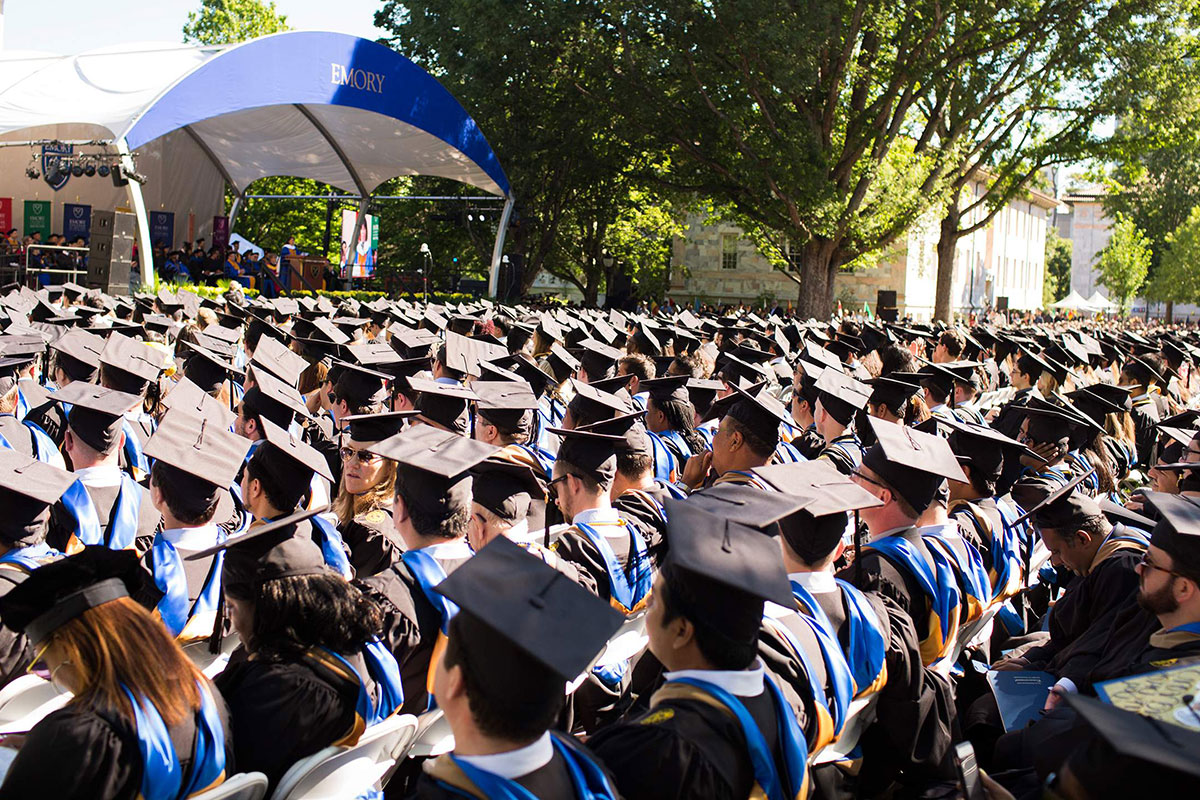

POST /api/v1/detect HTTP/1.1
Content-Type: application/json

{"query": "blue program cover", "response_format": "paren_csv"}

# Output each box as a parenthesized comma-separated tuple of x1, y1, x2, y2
(986, 670, 1056, 731)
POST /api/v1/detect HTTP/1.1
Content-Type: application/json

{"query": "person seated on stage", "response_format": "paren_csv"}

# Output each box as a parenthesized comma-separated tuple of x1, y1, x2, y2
(812, 369, 870, 476)
(413, 537, 624, 799)
(589, 500, 812, 800)
(0, 450, 72, 688)
(49, 382, 160, 552)
(683, 383, 792, 490)
(356, 426, 495, 714)
(334, 412, 411, 579)
(0, 547, 232, 800)
(141, 409, 251, 642)
(204, 508, 402, 792)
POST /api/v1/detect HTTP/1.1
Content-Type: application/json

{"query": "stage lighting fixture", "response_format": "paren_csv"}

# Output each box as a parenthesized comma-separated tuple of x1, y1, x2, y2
(70, 163, 84, 178)
(25, 166, 39, 180)
(84, 161, 96, 177)
(97, 163, 111, 178)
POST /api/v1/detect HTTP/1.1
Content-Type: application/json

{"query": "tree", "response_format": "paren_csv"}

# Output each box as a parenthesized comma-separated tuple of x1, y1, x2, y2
(183, 0, 288, 45)
(1095, 215, 1151, 310)
(1044, 227, 1072, 305)
(1146, 205, 1200, 305)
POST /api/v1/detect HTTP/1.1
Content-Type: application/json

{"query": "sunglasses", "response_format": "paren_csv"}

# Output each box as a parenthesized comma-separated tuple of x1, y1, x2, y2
(339, 446, 380, 464)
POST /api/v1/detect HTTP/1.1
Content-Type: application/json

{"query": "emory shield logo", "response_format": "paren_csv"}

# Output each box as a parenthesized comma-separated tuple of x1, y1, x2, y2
(42, 142, 73, 191)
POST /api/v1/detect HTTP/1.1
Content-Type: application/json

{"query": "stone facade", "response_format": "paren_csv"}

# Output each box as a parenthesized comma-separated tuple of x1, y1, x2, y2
(669, 178, 1056, 319)
(1057, 192, 1110, 298)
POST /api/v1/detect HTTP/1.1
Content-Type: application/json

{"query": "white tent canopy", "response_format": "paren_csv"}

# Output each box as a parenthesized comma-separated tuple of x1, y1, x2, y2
(1051, 289, 1091, 310)
(1085, 291, 1119, 311)
(0, 32, 512, 292)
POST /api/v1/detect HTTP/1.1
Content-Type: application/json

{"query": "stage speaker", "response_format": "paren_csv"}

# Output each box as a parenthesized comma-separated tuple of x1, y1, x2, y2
(498, 254, 524, 301)
(996, 296, 1009, 312)
(876, 289, 898, 322)
(111, 166, 129, 188)
(606, 270, 634, 310)
(88, 210, 135, 293)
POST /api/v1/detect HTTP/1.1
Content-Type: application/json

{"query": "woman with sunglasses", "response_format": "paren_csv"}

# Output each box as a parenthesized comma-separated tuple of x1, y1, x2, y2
(334, 413, 413, 578)
(0, 547, 231, 800)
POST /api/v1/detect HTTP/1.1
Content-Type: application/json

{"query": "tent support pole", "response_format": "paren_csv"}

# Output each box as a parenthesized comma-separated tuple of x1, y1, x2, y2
(117, 138, 156, 294)
(488, 195, 515, 299)
(347, 199, 368, 285)
(228, 193, 244, 234)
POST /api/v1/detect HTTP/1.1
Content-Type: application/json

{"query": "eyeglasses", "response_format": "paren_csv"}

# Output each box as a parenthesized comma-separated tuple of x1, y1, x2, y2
(1139, 552, 1185, 578)
(851, 469, 886, 490)
(339, 446, 380, 464)
(546, 474, 569, 498)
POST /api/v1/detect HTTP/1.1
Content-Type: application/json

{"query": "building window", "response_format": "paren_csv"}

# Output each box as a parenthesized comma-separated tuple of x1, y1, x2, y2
(721, 233, 739, 270)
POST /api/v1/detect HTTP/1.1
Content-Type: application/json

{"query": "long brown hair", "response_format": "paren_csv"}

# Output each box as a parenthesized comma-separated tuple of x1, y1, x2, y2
(333, 457, 396, 526)
(52, 597, 205, 727)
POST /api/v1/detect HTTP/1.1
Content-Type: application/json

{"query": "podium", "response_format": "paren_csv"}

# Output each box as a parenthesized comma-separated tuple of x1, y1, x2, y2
(281, 255, 331, 292)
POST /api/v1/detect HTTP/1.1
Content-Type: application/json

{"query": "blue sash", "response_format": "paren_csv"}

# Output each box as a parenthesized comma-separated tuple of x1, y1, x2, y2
(105, 473, 144, 551)
(58, 479, 102, 549)
(696, 425, 715, 450)
(922, 526, 992, 619)
(989, 500, 1027, 600)
(1167, 621, 1200, 635)
(311, 514, 353, 578)
(0, 542, 60, 571)
(15, 388, 28, 421)
(834, 579, 888, 695)
(123, 682, 226, 800)
(446, 733, 619, 800)
(401, 548, 458, 634)
(788, 583, 856, 729)
(0, 416, 58, 465)
(1066, 451, 1100, 494)
(122, 417, 150, 480)
(660, 480, 688, 500)
(149, 531, 226, 639)
(319, 645, 404, 729)
(646, 430, 677, 483)
(573, 521, 652, 614)
(772, 439, 806, 464)
(669, 676, 808, 800)
(517, 443, 555, 479)
(659, 429, 694, 460)
(864, 536, 960, 663)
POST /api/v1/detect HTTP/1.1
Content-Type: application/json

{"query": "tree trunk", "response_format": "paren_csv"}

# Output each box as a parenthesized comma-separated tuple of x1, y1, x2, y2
(933, 204, 962, 323)
(795, 239, 838, 319)
(1166, 301, 1175, 323)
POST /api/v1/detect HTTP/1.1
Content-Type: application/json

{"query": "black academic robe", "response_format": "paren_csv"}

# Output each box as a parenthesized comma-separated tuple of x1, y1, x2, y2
(214, 654, 362, 790)
(836, 527, 936, 643)
(589, 677, 788, 800)
(792, 424, 826, 460)
(0, 559, 47, 689)
(76, 481, 162, 548)
(612, 484, 674, 567)
(757, 611, 825, 751)
(0, 693, 233, 800)
(303, 413, 342, 491)
(412, 740, 618, 800)
(357, 548, 471, 716)
(0, 415, 43, 459)
(990, 388, 1037, 440)
(338, 506, 398, 579)
(22, 399, 66, 447)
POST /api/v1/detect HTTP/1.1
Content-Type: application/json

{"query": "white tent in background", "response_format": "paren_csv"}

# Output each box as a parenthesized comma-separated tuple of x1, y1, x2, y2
(1051, 289, 1091, 310)
(1085, 291, 1119, 312)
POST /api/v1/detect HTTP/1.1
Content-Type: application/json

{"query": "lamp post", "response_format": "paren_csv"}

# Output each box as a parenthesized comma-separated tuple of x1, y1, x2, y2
(418, 242, 431, 302)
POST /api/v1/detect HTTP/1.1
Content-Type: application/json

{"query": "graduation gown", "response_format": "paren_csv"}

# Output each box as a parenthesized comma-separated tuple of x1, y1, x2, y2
(22, 399, 67, 447)
(990, 387, 1038, 440)
(589, 671, 792, 800)
(612, 482, 681, 567)
(214, 653, 364, 789)
(837, 528, 936, 647)
(790, 423, 826, 460)
(357, 542, 471, 715)
(338, 506, 398, 579)
(0, 694, 232, 800)
(0, 547, 62, 689)
(65, 478, 162, 551)
(815, 432, 863, 476)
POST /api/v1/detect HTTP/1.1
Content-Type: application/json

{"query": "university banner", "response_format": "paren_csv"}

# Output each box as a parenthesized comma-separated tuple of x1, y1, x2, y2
(23, 200, 51, 238)
(150, 211, 175, 248)
(212, 216, 229, 250)
(63, 203, 91, 242)
(0, 199, 12, 233)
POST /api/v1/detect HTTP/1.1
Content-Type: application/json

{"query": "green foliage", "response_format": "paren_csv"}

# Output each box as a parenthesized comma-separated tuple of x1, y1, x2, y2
(1044, 228, 1073, 305)
(183, 0, 288, 45)
(1095, 216, 1152, 310)
(167, 282, 477, 304)
(1146, 206, 1200, 304)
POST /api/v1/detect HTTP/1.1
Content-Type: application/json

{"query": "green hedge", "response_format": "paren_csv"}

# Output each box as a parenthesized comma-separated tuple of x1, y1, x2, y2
(165, 281, 477, 305)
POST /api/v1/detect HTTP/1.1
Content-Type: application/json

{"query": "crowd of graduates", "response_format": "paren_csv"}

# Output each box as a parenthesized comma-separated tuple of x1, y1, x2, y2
(0, 278, 1195, 799)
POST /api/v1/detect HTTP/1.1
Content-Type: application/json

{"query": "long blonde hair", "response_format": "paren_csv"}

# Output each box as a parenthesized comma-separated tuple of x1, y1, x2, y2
(333, 457, 397, 526)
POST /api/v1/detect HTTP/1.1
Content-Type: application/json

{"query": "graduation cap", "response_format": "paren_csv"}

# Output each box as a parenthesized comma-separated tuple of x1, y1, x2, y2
(918, 360, 982, 397)
(243, 366, 308, 429)
(161, 376, 236, 430)
(576, 410, 652, 457)
(188, 506, 330, 595)
(47, 328, 103, 383)
(332, 360, 391, 408)
(941, 417, 1039, 486)
(434, 536, 624, 684)
(0, 355, 31, 396)
(51, 381, 141, 454)
(245, 315, 288, 352)
(706, 382, 792, 445)
(180, 339, 242, 394)
(661, 498, 793, 642)
(639, 374, 690, 406)
(1011, 470, 1097, 528)
(566, 378, 630, 426)
(252, 416, 335, 497)
(469, 457, 546, 523)
(814, 369, 870, 425)
(544, 343, 580, 384)
(1159, 409, 1200, 430)
(686, 483, 811, 531)
(473, 380, 538, 435)
(750, 460, 883, 516)
(1065, 384, 1133, 424)
(365, 425, 495, 520)
(866, 374, 923, 413)
(408, 376, 478, 435)
(1124, 354, 1169, 387)
(685, 377, 724, 417)
(1142, 491, 1200, 573)
(0, 449, 77, 545)
(1021, 397, 1103, 446)
(0, 546, 161, 646)
(143, 409, 251, 502)
(1158, 425, 1200, 449)
(862, 417, 967, 513)
(342, 411, 416, 443)
(549, 427, 625, 484)
(98, 332, 167, 394)
(575, 338, 623, 379)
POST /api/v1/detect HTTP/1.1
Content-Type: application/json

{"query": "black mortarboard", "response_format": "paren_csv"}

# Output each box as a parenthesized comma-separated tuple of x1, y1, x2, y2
(333, 361, 391, 407)
(143, 408, 250, 492)
(862, 417, 967, 513)
(180, 339, 242, 394)
(408, 377, 478, 435)
(242, 367, 308, 429)
(0, 449, 76, 545)
(1157, 426, 1200, 449)
(866, 374, 923, 413)
(576, 411, 651, 457)
(473, 380, 538, 436)
(685, 378, 724, 417)
(640, 374, 690, 406)
(1012, 471, 1097, 528)
(750, 460, 883, 516)
(588, 372, 635, 396)
(661, 498, 793, 641)
(98, 333, 167, 392)
(506, 354, 555, 398)
(245, 315, 288, 352)
(941, 417, 1038, 484)
(686, 483, 811, 530)
(550, 427, 624, 484)
(567, 379, 630, 426)
(814, 369, 870, 425)
(1124, 354, 1168, 387)
(50, 328, 103, 382)
(343, 412, 416, 443)
(706, 382, 792, 445)
(190, 506, 329, 594)
(1065, 385, 1131, 424)
(575, 338, 622, 379)
(161, 376, 236, 431)
(0, 355, 31, 396)
(469, 457, 545, 522)
(52, 381, 140, 454)
(918, 360, 982, 397)
(434, 537, 624, 681)
(545, 343, 580, 384)
(256, 416, 334, 486)
(366, 425, 495, 520)
(1141, 491, 1200, 573)
(0, 546, 162, 646)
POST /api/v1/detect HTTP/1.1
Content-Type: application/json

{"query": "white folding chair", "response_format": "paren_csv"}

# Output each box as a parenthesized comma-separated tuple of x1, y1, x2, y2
(0, 675, 71, 734)
(183, 631, 242, 678)
(404, 709, 454, 759)
(811, 693, 880, 765)
(269, 713, 419, 800)
(191, 772, 269, 800)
